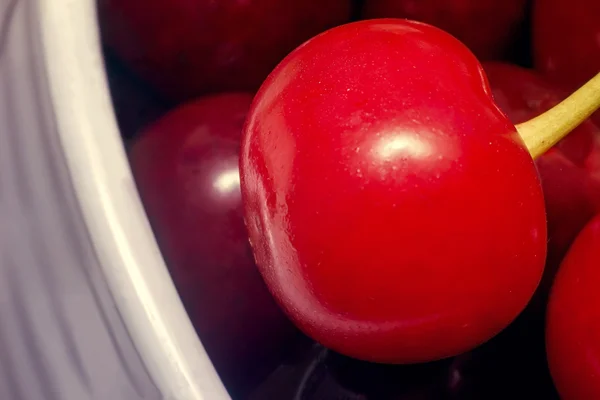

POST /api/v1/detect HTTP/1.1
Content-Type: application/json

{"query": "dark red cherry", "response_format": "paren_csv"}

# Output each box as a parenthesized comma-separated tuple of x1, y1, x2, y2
(533, 0, 600, 126)
(129, 93, 299, 397)
(533, 0, 600, 92)
(240, 19, 547, 364)
(361, 0, 528, 61)
(98, 0, 351, 101)
(546, 214, 600, 400)
(482, 62, 600, 274)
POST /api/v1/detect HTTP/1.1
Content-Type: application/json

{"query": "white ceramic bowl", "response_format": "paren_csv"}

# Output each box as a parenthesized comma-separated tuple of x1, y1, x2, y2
(0, 0, 230, 398)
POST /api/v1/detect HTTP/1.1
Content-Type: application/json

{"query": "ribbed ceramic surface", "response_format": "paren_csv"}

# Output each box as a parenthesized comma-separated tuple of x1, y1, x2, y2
(0, 1, 160, 398)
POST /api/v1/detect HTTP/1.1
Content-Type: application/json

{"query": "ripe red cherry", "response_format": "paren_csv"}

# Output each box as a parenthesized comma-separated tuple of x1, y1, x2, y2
(240, 19, 547, 364)
(129, 93, 299, 396)
(546, 213, 600, 400)
(482, 62, 600, 271)
(98, 0, 351, 101)
(533, 0, 600, 126)
(361, 0, 528, 61)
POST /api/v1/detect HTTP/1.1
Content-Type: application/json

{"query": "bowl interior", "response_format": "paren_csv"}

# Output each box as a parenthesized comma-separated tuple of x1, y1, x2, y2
(35, 0, 230, 398)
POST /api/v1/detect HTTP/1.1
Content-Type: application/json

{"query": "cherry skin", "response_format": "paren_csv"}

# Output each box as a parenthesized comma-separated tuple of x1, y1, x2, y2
(240, 19, 547, 364)
(361, 0, 528, 61)
(482, 62, 600, 274)
(546, 213, 600, 400)
(533, 0, 600, 93)
(443, 64, 599, 400)
(98, 0, 351, 102)
(533, 0, 600, 126)
(129, 93, 299, 397)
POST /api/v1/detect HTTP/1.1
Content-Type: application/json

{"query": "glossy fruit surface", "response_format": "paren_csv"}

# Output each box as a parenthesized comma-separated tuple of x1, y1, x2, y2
(361, 0, 528, 60)
(533, 0, 600, 92)
(241, 19, 547, 364)
(129, 93, 298, 397)
(546, 214, 600, 400)
(98, 0, 351, 101)
(483, 62, 600, 271)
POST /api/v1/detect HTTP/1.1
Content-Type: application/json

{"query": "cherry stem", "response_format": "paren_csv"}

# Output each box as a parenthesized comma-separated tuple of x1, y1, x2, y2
(516, 72, 600, 160)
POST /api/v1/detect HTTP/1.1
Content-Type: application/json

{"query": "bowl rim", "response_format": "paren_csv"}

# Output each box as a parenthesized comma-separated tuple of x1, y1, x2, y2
(35, 1, 231, 399)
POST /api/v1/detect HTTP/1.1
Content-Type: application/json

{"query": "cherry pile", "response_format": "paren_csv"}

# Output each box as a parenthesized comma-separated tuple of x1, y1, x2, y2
(99, 0, 600, 399)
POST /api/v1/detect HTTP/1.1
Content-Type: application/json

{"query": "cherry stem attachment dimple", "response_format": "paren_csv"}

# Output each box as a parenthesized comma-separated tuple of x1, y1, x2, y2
(516, 72, 600, 160)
